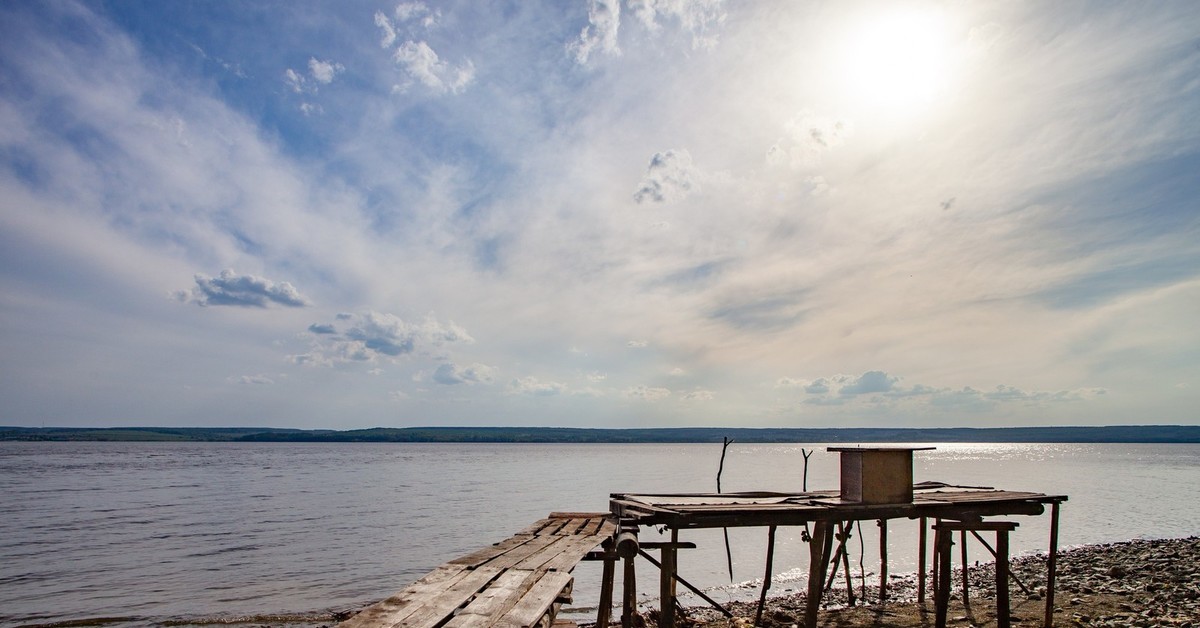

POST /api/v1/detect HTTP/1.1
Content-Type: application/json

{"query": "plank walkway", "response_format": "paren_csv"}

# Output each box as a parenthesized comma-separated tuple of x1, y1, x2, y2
(340, 513, 616, 628)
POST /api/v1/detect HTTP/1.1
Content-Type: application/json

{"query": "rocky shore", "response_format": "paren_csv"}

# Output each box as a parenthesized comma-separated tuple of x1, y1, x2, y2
(672, 536, 1200, 628)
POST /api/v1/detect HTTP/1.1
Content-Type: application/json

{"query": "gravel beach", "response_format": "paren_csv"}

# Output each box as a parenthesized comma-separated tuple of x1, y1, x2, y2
(666, 536, 1200, 628)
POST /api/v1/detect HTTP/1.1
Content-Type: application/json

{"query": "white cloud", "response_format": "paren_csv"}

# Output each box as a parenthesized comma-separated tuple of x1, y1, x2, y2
(627, 0, 727, 50)
(509, 376, 566, 396)
(308, 58, 344, 84)
(568, 0, 621, 64)
(394, 2, 438, 27)
(766, 111, 854, 169)
(392, 40, 475, 94)
(624, 385, 671, 401)
(284, 68, 306, 93)
(633, 149, 697, 204)
(433, 362, 496, 385)
(232, 374, 274, 385)
(627, 339, 648, 348)
(176, 269, 310, 308)
(295, 311, 473, 367)
(681, 388, 714, 401)
(374, 12, 398, 48)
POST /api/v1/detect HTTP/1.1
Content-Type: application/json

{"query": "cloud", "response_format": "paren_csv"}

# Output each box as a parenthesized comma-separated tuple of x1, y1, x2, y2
(681, 388, 714, 401)
(375, 4, 470, 94)
(627, 0, 728, 50)
(624, 385, 671, 401)
(391, 40, 475, 94)
(509, 376, 566, 396)
(295, 311, 473, 366)
(839, 370, 898, 396)
(394, 2, 438, 27)
(805, 378, 830, 394)
(374, 12, 398, 48)
(766, 111, 854, 169)
(633, 149, 697, 204)
(627, 339, 648, 348)
(308, 58, 344, 84)
(232, 374, 274, 385)
(568, 0, 621, 64)
(432, 362, 496, 385)
(793, 370, 1108, 412)
(176, 269, 310, 308)
(284, 68, 306, 93)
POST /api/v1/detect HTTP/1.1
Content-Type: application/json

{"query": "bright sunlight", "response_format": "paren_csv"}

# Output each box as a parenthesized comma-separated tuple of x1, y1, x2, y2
(836, 8, 954, 115)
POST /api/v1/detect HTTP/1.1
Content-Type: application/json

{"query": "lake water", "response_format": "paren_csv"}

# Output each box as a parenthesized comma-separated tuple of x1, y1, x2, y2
(1, 441, 1198, 627)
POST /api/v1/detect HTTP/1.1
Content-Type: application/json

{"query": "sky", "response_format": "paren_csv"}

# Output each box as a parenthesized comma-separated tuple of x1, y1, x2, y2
(1, 1, 1198, 430)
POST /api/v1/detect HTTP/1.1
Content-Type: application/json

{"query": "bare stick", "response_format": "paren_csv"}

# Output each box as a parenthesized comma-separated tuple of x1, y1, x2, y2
(718, 437, 734, 582)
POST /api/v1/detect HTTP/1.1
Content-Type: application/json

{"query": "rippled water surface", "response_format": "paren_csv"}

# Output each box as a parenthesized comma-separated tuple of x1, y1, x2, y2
(1, 441, 1197, 627)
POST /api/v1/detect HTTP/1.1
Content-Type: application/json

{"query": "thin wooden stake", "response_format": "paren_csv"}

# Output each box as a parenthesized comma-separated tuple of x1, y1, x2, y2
(839, 521, 857, 606)
(754, 525, 777, 627)
(718, 437, 734, 582)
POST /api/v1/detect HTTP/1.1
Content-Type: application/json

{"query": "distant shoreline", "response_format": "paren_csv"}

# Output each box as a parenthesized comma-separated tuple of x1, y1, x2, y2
(2, 424, 1198, 443)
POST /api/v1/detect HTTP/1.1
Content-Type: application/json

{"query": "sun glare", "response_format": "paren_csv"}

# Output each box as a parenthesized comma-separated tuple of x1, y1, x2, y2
(837, 9, 953, 115)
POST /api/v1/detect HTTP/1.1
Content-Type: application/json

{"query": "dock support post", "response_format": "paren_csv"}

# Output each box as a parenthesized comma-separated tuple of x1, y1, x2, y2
(878, 519, 889, 604)
(918, 516, 928, 604)
(960, 530, 970, 609)
(622, 551, 636, 628)
(659, 530, 678, 628)
(598, 552, 615, 628)
(934, 527, 953, 628)
(1045, 501, 1061, 628)
(997, 527, 1011, 628)
(804, 520, 835, 628)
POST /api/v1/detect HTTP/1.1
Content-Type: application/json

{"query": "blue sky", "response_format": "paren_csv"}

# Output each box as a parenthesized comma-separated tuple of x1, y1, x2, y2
(1, 1, 1198, 429)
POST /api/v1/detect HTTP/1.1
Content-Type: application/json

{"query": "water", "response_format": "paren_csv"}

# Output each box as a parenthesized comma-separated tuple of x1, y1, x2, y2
(1, 442, 1197, 627)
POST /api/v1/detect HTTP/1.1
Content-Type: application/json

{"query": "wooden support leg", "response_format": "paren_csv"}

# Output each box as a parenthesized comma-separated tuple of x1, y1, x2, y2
(660, 538, 677, 628)
(935, 528, 953, 628)
(598, 554, 615, 628)
(918, 517, 928, 604)
(996, 530, 1011, 628)
(960, 530, 970, 609)
(1045, 502, 1061, 628)
(804, 521, 834, 628)
(878, 519, 889, 604)
(754, 526, 777, 627)
(622, 553, 636, 628)
(931, 520, 941, 601)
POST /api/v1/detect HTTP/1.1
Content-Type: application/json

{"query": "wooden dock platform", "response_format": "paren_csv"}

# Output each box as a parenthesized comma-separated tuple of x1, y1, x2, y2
(340, 513, 616, 628)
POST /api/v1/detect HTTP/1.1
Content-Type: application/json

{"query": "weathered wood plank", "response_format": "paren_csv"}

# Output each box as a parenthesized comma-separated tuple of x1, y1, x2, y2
(450, 536, 538, 568)
(496, 571, 574, 628)
(484, 534, 563, 570)
(443, 570, 540, 628)
(340, 566, 470, 628)
(388, 567, 502, 628)
(539, 533, 613, 572)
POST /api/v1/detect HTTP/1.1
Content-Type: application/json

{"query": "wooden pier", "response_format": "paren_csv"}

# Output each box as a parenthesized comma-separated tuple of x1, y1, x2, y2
(340, 451, 1064, 628)
(340, 513, 616, 628)
(611, 482, 1066, 628)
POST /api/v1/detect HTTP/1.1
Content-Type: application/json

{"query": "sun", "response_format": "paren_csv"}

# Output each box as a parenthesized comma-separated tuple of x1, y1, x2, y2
(836, 8, 954, 115)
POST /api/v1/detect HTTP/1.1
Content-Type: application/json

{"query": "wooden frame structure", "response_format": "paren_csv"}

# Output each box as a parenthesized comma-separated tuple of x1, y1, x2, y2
(608, 484, 1066, 628)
